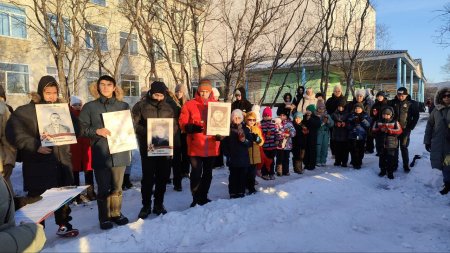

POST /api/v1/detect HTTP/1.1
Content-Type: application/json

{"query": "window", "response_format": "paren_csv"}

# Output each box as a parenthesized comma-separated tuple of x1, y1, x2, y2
(0, 62, 29, 94)
(85, 24, 108, 51)
(153, 39, 164, 61)
(0, 3, 27, 39)
(48, 14, 71, 45)
(120, 32, 138, 55)
(172, 44, 180, 63)
(121, 74, 139, 96)
(90, 0, 106, 6)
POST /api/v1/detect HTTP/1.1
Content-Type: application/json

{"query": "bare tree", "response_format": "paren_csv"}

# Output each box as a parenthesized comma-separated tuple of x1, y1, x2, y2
(336, 0, 372, 98)
(376, 23, 392, 50)
(9, 0, 94, 99)
(436, 2, 450, 47)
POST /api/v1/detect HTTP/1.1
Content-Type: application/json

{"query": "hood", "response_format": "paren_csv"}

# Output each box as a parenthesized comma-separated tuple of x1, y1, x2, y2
(435, 86, 450, 110)
(235, 87, 247, 100)
(88, 81, 124, 101)
(29, 92, 67, 104)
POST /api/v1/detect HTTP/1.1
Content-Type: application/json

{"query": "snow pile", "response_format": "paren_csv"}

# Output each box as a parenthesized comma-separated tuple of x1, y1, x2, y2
(11, 114, 450, 252)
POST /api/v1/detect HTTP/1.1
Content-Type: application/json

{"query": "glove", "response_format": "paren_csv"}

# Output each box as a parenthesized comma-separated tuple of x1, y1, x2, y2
(215, 134, 223, 141)
(302, 127, 309, 135)
(425, 144, 431, 152)
(255, 136, 262, 144)
(386, 128, 392, 134)
(250, 133, 258, 141)
(185, 123, 203, 134)
(341, 122, 345, 127)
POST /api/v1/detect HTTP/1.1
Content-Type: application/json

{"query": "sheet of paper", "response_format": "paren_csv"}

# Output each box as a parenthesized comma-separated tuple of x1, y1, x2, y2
(102, 110, 138, 154)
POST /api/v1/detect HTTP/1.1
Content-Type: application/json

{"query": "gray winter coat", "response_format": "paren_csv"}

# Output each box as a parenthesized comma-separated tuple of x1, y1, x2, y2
(79, 83, 131, 170)
(0, 174, 46, 252)
(424, 87, 450, 170)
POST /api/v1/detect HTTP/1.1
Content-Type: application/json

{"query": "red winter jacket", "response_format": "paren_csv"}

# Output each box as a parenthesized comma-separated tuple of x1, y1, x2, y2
(70, 108, 92, 172)
(179, 94, 220, 157)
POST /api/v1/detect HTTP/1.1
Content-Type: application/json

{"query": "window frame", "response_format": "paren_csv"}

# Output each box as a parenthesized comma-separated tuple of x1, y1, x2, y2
(0, 62, 29, 94)
(90, 0, 106, 7)
(85, 24, 108, 51)
(119, 31, 138, 56)
(120, 74, 139, 97)
(48, 14, 71, 45)
(0, 3, 27, 39)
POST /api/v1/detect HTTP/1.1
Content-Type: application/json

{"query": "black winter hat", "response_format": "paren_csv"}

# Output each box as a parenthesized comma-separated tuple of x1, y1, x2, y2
(337, 98, 347, 107)
(382, 107, 394, 116)
(149, 81, 167, 95)
(397, 87, 408, 95)
(376, 91, 386, 98)
(353, 102, 364, 110)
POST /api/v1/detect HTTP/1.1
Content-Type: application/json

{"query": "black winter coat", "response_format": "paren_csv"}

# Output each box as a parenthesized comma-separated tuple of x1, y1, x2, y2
(303, 114, 321, 146)
(231, 87, 253, 114)
(164, 92, 182, 147)
(326, 94, 346, 115)
(331, 110, 349, 142)
(79, 84, 131, 170)
(293, 122, 307, 150)
(388, 96, 420, 130)
(370, 98, 388, 122)
(5, 94, 74, 193)
(131, 96, 176, 155)
(222, 122, 253, 168)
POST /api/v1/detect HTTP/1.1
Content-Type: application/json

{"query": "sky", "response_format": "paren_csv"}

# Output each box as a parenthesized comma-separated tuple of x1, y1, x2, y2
(373, 0, 450, 83)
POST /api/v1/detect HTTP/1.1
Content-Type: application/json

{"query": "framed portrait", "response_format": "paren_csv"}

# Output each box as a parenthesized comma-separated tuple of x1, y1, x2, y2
(206, 102, 231, 136)
(36, 103, 77, 147)
(102, 110, 138, 154)
(147, 118, 173, 156)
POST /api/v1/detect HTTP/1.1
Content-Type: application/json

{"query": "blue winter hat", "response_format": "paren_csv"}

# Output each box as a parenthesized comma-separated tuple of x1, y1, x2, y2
(293, 112, 303, 119)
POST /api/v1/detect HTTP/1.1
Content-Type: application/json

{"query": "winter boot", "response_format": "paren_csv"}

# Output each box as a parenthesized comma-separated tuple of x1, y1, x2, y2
(122, 174, 133, 190)
(378, 170, 386, 177)
(403, 164, 410, 173)
(439, 182, 450, 195)
(85, 171, 97, 201)
(97, 198, 113, 230)
(387, 172, 394, 180)
(109, 192, 129, 226)
(152, 204, 168, 215)
(276, 164, 283, 176)
(294, 160, 303, 174)
(138, 205, 151, 219)
(56, 223, 79, 237)
(86, 185, 97, 201)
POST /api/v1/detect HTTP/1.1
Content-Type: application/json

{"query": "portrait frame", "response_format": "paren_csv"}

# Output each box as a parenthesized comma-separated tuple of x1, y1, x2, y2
(36, 103, 77, 147)
(206, 102, 231, 136)
(147, 118, 173, 156)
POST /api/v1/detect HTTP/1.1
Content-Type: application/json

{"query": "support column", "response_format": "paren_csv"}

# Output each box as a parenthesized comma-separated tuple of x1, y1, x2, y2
(402, 63, 407, 87)
(410, 69, 414, 99)
(421, 79, 425, 102)
(396, 58, 402, 89)
(418, 79, 423, 102)
(301, 66, 306, 86)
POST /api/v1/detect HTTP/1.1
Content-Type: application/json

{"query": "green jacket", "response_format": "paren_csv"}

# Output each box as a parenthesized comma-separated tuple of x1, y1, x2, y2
(0, 174, 46, 252)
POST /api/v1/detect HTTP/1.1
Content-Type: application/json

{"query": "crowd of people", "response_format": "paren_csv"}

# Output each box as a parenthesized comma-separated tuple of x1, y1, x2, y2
(0, 73, 448, 249)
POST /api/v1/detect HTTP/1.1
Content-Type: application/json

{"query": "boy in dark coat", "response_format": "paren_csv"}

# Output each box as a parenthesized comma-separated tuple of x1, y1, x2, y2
(132, 81, 176, 219)
(292, 112, 307, 173)
(372, 107, 403, 179)
(331, 99, 349, 167)
(79, 75, 131, 230)
(370, 91, 389, 156)
(346, 103, 371, 169)
(5, 75, 78, 237)
(223, 109, 254, 198)
(302, 104, 321, 170)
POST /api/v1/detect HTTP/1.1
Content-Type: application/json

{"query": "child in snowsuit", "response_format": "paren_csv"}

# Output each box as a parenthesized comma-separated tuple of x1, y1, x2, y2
(245, 111, 264, 194)
(315, 99, 334, 166)
(372, 107, 402, 179)
(303, 104, 321, 170)
(346, 103, 371, 169)
(331, 99, 349, 167)
(223, 109, 253, 198)
(277, 111, 296, 176)
(260, 107, 281, 180)
(292, 112, 307, 173)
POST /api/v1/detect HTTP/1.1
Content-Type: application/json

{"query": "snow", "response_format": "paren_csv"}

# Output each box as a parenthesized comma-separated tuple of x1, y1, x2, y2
(10, 113, 450, 252)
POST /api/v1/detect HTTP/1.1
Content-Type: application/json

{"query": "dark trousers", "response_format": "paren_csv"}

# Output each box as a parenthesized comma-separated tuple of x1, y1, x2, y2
(214, 143, 224, 168)
(141, 156, 171, 207)
(180, 133, 190, 175)
(304, 142, 317, 168)
(262, 149, 276, 176)
(395, 130, 411, 169)
(189, 156, 215, 202)
(334, 140, 349, 165)
(276, 149, 284, 166)
(172, 146, 182, 188)
(329, 128, 335, 155)
(379, 148, 396, 174)
(282, 150, 291, 174)
(350, 140, 365, 167)
(365, 132, 375, 153)
(73, 170, 94, 186)
(246, 165, 256, 193)
(28, 190, 71, 226)
(94, 166, 125, 200)
(229, 166, 248, 197)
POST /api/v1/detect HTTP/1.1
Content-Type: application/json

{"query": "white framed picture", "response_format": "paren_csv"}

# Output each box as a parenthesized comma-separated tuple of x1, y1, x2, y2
(102, 110, 138, 154)
(36, 103, 77, 146)
(147, 118, 173, 156)
(206, 102, 231, 136)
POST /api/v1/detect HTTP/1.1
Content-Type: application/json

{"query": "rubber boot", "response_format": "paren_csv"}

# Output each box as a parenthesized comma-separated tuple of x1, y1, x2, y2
(276, 164, 283, 176)
(109, 192, 128, 226)
(294, 160, 303, 174)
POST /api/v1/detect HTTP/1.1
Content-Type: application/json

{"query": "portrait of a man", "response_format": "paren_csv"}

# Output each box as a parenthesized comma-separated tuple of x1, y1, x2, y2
(151, 122, 169, 147)
(42, 113, 71, 135)
(210, 106, 228, 128)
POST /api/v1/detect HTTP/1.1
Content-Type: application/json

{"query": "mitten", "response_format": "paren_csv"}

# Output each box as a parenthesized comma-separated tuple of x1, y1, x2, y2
(185, 123, 203, 133)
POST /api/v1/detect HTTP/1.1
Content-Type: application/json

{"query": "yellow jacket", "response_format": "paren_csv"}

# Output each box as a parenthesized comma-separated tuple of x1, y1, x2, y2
(247, 124, 264, 165)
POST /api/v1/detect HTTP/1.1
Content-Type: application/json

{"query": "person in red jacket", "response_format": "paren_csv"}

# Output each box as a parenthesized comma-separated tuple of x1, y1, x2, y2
(179, 79, 220, 207)
(69, 96, 96, 203)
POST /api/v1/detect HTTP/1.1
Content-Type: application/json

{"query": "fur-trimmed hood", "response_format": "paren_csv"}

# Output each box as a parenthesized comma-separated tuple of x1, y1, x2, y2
(29, 92, 67, 104)
(434, 86, 450, 111)
(88, 81, 124, 101)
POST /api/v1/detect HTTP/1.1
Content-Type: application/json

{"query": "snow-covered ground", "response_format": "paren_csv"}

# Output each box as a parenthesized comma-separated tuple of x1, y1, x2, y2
(11, 113, 450, 252)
